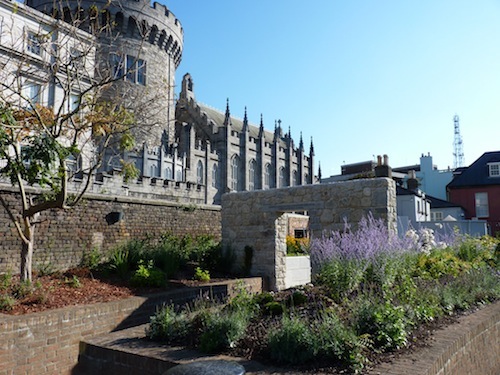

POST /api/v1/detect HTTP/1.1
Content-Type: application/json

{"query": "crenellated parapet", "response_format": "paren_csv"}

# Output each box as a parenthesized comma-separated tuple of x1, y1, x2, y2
(26, 0, 183, 66)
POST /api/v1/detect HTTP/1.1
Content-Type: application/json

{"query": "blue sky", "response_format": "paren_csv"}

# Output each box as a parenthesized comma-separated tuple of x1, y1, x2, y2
(166, 0, 500, 178)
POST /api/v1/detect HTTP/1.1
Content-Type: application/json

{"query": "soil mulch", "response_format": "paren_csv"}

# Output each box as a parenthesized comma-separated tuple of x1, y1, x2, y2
(1, 267, 196, 315)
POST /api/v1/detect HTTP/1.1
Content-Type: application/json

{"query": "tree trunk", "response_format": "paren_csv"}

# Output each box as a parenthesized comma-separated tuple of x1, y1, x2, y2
(20, 239, 33, 283)
(20, 216, 36, 283)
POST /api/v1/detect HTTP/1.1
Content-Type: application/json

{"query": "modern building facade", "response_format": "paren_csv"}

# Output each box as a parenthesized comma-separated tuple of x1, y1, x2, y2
(447, 151, 500, 236)
(393, 153, 453, 201)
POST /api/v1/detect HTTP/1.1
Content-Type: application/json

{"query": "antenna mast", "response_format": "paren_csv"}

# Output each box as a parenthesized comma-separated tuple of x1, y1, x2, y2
(453, 115, 464, 168)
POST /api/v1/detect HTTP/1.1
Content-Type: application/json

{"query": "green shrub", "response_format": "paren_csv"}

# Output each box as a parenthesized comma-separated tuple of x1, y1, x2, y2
(120, 239, 149, 270)
(457, 238, 483, 263)
(108, 249, 130, 279)
(315, 258, 365, 302)
(414, 248, 468, 279)
(130, 261, 166, 287)
(201, 243, 235, 275)
(194, 267, 210, 282)
(354, 299, 409, 350)
(0, 294, 15, 311)
(264, 301, 284, 316)
(0, 272, 12, 291)
(200, 310, 249, 353)
(80, 247, 101, 270)
(227, 282, 257, 314)
(151, 243, 183, 279)
(36, 262, 56, 276)
(437, 268, 500, 313)
(252, 291, 274, 307)
(314, 310, 365, 372)
(146, 305, 190, 341)
(288, 290, 308, 306)
(12, 280, 33, 299)
(268, 315, 315, 364)
(65, 275, 81, 288)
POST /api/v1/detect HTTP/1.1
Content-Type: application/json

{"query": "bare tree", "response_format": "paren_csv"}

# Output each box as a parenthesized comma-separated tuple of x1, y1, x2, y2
(0, 0, 165, 282)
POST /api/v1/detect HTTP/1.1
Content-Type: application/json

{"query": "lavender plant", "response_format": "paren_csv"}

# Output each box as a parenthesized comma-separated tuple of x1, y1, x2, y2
(310, 213, 413, 273)
(310, 213, 459, 273)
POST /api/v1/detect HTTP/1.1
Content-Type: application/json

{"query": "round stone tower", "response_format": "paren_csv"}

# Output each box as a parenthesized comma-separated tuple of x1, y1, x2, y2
(27, 0, 183, 147)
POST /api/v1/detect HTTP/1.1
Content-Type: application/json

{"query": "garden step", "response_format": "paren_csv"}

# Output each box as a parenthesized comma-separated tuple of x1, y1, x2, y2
(74, 324, 271, 375)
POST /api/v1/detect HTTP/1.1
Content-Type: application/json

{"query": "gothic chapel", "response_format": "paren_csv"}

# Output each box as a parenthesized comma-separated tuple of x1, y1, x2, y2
(17, 0, 316, 204)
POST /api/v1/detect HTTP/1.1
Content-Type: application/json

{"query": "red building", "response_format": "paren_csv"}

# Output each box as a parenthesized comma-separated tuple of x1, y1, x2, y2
(447, 151, 500, 236)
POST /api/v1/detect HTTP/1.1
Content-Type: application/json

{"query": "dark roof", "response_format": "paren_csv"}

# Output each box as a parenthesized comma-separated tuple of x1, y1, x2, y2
(396, 185, 423, 197)
(426, 195, 463, 209)
(447, 151, 500, 188)
(197, 103, 284, 146)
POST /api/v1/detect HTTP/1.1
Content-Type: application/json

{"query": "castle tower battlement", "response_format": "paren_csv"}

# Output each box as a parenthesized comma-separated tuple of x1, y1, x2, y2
(27, 0, 183, 66)
(27, 0, 183, 150)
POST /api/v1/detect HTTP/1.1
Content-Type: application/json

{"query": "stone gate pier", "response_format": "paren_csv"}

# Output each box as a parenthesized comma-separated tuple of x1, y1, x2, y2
(221, 178, 397, 290)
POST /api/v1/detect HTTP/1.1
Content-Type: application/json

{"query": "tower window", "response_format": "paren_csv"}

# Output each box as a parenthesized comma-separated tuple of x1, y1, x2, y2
(26, 31, 42, 56)
(112, 55, 147, 85)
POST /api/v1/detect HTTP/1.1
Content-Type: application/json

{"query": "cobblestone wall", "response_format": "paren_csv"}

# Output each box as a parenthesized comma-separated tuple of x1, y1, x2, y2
(221, 178, 397, 291)
(0, 187, 221, 274)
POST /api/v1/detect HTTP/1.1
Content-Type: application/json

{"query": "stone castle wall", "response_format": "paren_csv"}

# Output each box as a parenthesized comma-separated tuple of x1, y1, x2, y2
(0, 186, 220, 274)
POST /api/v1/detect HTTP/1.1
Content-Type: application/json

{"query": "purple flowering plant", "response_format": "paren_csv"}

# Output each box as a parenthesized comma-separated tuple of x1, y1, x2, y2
(310, 213, 459, 273)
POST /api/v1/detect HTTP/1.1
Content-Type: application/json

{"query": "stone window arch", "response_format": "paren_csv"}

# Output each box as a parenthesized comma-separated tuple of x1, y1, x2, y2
(63, 7, 72, 24)
(149, 25, 158, 44)
(292, 170, 298, 186)
(175, 168, 183, 181)
(264, 163, 272, 189)
(165, 166, 172, 180)
(101, 10, 111, 30)
(127, 16, 139, 38)
(212, 163, 219, 188)
(150, 164, 157, 177)
(196, 160, 204, 184)
(249, 159, 257, 191)
(279, 167, 286, 188)
(230, 155, 241, 191)
(114, 12, 124, 32)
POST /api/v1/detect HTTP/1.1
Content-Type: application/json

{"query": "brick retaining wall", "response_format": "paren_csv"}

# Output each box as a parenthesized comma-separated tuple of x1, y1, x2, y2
(0, 187, 221, 274)
(367, 301, 500, 375)
(0, 278, 262, 375)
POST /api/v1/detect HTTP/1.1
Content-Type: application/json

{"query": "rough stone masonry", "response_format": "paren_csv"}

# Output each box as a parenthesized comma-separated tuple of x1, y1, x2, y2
(222, 177, 397, 290)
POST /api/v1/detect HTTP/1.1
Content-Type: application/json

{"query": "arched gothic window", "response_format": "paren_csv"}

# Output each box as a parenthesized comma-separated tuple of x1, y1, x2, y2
(264, 163, 271, 189)
(249, 159, 257, 191)
(292, 170, 298, 186)
(279, 167, 286, 188)
(230, 155, 240, 191)
(165, 167, 172, 180)
(196, 161, 203, 184)
(114, 12, 124, 32)
(211, 163, 218, 188)
(150, 164, 157, 177)
(176, 168, 183, 181)
(149, 25, 158, 44)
